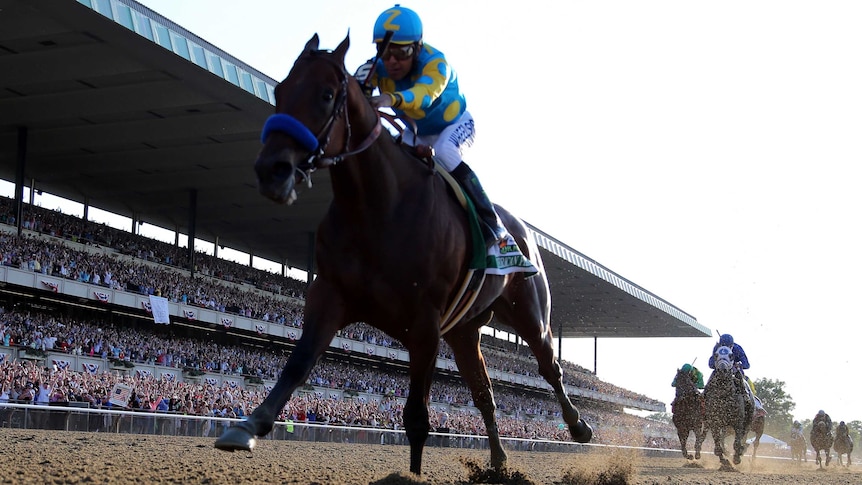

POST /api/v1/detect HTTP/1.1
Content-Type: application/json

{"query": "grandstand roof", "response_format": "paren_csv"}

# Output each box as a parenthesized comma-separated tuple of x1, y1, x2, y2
(0, 0, 711, 339)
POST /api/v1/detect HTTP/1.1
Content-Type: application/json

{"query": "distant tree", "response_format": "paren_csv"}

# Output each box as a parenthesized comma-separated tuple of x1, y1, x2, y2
(753, 377, 795, 440)
(800, 418, 812, 438)
(646, 412, 672, 424)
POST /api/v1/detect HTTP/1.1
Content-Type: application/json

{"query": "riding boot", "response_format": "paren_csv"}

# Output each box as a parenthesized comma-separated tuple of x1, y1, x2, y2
(451, 162, 508, 246)
(744, 375, 767, 417)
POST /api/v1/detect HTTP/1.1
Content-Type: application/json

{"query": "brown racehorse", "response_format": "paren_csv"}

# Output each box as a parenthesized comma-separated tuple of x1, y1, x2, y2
(833, 423, 853, 467)
(789, 428, 807, 463)
(810, 420, 834, 468)
(671, 367, 706, 460)
(214, 34, 592, 475)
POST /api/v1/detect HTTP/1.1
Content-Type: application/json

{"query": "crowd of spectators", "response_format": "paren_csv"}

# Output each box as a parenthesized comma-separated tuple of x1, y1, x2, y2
(0, 305, 677, 447)
(0, 197, 307, 299)
(0, 197, 674, 446)
(0, 198, 663, 408)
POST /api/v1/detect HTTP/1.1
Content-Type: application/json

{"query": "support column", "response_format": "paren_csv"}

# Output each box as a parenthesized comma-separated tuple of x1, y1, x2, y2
(213, 236, 219, 259)
(188, 189, 197, 278)
(82, 196, 89, 223)
(14, 127, 27, 236)
(557, 322, 563, 359)
(306, 231, 315, 289)
(594, 337, 598, 375)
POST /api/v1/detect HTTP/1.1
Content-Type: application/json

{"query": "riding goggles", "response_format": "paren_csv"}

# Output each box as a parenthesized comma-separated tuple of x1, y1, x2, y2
(378, 43, 415, 61)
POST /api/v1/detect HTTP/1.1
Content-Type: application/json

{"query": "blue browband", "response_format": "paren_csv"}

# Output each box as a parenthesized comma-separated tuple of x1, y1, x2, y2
(260, 114, 319, 152)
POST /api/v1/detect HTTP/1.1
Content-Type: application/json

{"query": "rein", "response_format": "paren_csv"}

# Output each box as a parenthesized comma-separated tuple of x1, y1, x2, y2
(260, 50, 383, 186)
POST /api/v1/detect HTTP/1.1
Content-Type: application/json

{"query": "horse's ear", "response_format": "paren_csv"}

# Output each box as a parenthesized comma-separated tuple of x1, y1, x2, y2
(333, 32, 350, 65)
(304, 34, 320, 53)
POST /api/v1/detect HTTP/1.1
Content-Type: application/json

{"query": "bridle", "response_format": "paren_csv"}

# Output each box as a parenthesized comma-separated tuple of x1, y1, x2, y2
(260, 50, 383, 186)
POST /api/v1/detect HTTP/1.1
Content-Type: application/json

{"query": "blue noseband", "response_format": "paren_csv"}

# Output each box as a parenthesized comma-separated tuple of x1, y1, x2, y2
(260, 114, 319, 152)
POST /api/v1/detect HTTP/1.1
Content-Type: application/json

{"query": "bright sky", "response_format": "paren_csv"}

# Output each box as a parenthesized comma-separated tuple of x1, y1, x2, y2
(6, 0, 862, 424)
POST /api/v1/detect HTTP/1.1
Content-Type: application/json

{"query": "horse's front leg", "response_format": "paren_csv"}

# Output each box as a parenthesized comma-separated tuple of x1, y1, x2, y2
(732, 429, 745, 465)
(711, 426, 728, 465)
(215, 281, 347, 451)
(694, 423, 705, 460)
(678, 429, 691, 459)
(403, 315, 441, 475)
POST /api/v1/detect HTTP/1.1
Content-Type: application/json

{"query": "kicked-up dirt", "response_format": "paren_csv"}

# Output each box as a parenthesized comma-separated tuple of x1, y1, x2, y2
(0, 429, 859, 484)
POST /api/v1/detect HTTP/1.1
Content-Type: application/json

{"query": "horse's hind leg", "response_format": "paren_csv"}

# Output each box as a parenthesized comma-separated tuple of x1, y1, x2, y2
(493, 278, 592, 443)
(215, 280, 347, 451)
(445, 324, 507, 471)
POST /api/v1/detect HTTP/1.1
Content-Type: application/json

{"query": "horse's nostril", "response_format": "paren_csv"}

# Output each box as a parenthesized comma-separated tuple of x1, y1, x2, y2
(271, 161, 294, 182)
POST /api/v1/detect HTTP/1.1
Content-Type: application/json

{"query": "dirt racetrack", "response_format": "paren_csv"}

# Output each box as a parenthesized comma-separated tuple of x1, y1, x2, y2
(1, 428, 859, 485)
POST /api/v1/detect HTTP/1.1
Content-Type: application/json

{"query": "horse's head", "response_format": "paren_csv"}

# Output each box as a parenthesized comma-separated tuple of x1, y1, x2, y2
(255, 34, 380, 204)
(674, 367, 697, 397)
(713, 345, 734, 371)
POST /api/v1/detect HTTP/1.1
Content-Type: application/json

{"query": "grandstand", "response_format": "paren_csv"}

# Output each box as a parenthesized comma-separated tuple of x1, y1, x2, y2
(0, 199, 676, 446)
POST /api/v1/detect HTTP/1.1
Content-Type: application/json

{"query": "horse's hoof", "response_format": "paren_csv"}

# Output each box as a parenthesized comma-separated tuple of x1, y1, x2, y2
(571, 419, 593, 443)
(215, 423, 257, 452)
(733, 455, 741, 465)
(695, 451, 701, 460)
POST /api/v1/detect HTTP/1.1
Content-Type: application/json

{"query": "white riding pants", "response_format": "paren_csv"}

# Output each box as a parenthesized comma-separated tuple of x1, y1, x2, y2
(401, 111, 475, 172)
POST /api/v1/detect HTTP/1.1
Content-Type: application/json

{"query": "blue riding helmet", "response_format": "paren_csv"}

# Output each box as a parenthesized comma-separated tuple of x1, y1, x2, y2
(373, 4, 423, 44)
(719, 334, 734, 347)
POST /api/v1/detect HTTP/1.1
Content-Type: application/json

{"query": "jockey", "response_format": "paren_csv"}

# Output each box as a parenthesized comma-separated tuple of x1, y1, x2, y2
(837, 420, 848, 436)
(354, 4, 508, 247)
(708, 333, 766, 418)
(671, 363, 704, 389)
(814, 410, 833, 432)
(790, 420, 803, 439)
(708, 333, 750, 371)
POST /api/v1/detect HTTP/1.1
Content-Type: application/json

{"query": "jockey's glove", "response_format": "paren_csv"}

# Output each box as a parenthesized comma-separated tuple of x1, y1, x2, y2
(370, 93, 402, 109)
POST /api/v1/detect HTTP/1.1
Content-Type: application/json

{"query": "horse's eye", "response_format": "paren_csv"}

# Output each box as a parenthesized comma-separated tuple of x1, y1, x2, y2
(322, 89, 335, 102)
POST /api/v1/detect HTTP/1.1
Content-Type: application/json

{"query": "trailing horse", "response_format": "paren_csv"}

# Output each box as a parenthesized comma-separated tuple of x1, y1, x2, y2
(704, 361, 753, 466)
(748, 413, 765, 463)
(789, 428, 807, 463)
(671, 367, 705, 460)
(810, 420, 833, 468)
(833, 424, 853, 467)
(213, 34, 592, 475)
